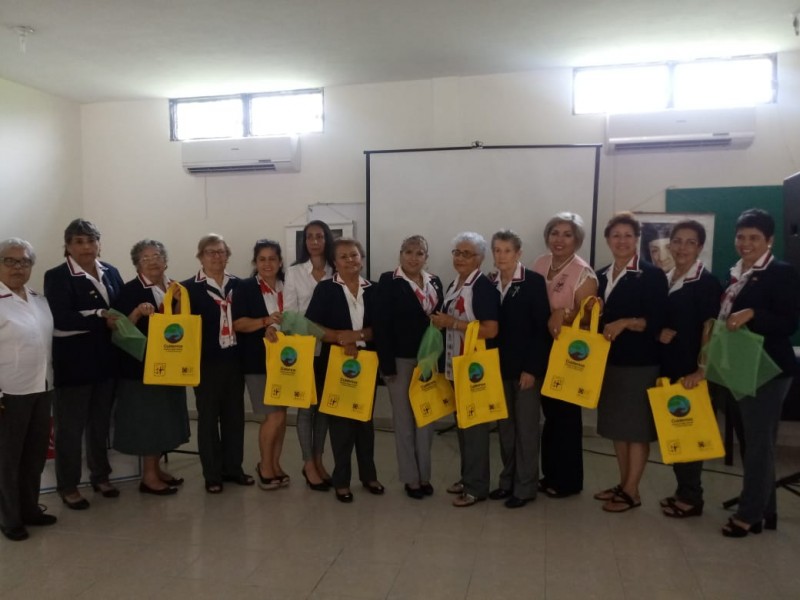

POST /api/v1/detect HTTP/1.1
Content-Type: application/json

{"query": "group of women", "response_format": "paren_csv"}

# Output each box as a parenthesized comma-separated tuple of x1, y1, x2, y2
(0, 207, 798, 541)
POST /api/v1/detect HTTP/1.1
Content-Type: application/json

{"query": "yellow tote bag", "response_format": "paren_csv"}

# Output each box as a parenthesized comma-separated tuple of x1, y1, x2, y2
(647, 377, 725, 464)
(319, 345, 378, 422)
(453, 321, 507, 429)
(408, 366, 455, 428)
(143, 283, 202, 386)
(264, 333, 317, 408)
(541, 297, 610, 409)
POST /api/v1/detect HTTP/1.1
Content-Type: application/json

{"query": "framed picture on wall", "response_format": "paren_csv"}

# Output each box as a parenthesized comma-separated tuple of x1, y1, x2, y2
(284, 221, 354, 265)
(634, 212, 715, 272)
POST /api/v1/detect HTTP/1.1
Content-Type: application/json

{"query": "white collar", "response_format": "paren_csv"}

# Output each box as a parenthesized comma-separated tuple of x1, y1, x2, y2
(333, 273, 371, 288)
(67, 256, 107, 278)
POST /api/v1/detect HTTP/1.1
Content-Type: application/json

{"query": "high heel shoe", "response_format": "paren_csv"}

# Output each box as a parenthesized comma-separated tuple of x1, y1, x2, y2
(764, 513, 778, 531)
(722, 517, 762, 538)
(335, 489, 354, 503)
(302, 468, 330, 492)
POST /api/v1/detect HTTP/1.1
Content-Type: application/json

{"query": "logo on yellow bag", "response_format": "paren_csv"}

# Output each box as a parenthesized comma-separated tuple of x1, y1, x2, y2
(342, 359, 361, 379)
(468, 363, 484, 383)
(568, 340, 590, 361)
(667, 395, 691, 418)
(164, 323, 184, 343)
(280, 347, 298, 367)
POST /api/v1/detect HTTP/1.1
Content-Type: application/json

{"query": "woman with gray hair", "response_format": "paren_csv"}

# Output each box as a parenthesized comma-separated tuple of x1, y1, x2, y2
(430, 232, 500, 507)
(0, 239, 57, 540)
(44, 219, 124, 509)
(531, 212, 597, 498)
(111, 240, 190, 495)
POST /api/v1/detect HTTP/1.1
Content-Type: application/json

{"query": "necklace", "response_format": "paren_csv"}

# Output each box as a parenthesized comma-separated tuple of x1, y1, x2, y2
(549, 255, 575, 272)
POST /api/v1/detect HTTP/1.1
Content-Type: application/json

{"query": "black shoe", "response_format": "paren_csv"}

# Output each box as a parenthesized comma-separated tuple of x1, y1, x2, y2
(92, 482, 120, 498)
(764, 513, 778, 531)
(420, 482, 434, 496)
(302, 468, 331, 492)
(335, 489, 354, 503)
(489, 488, 512, 500)
(405, 484, 424, 500)
(61, 493, 90, 510)
(221, 473, 255, 486)
(504, 496, 530, 509)
(139, 482, 178, 496)
(23, 513, 57, 526)
(1, 525, 29, 541)
(160, 477, 184, 487)
(361, 481, 385, 495)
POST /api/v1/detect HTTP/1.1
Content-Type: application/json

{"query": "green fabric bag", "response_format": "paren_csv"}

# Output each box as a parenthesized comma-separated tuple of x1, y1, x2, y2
(416, 322, 444, 379)
(705, 319, 782, 400)
(281, 310, 325, 339)
(109, 308, 147, 362)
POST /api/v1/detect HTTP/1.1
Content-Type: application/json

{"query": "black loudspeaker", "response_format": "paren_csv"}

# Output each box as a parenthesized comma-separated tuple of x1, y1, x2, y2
(784, 171, 800, 273)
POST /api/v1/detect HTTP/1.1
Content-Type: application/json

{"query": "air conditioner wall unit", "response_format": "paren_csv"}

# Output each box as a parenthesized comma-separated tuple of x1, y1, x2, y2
(606, 108, 755, 153)
(181, 136, 300, 174)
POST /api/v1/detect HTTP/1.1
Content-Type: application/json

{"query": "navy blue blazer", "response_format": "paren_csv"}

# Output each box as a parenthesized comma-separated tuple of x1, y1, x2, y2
(44, 260, 124, 386)
(373, 271, 444, 377)
(181, 272, 241, 362)
(727, 259, 800, 375)
(305, 277, 376, 372)
(491, 267, 552, 379)
(230, 276, 274, 374)
(661, 267, 722, 380)
(597, 257, 669, 367)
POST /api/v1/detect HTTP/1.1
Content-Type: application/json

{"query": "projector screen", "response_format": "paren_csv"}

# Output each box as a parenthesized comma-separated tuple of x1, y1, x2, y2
(366, 145, 601, 282)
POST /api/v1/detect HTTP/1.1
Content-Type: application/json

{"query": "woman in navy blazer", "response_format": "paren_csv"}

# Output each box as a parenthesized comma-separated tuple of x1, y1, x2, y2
(374, 235, 444, 499)
(306, 239, 384, 503)
(593, 212, 668, 513)
(718, 209, 800, 537)
(44, 219, 124, 509)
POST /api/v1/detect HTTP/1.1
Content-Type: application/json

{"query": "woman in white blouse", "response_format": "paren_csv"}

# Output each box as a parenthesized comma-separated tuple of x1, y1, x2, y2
(283, 221, 335, 490)
(0, 239, 56, 541)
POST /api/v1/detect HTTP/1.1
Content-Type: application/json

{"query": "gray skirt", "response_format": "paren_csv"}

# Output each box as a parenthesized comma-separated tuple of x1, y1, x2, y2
(113, 379, 190, 455)
(596, 364, 659, 443)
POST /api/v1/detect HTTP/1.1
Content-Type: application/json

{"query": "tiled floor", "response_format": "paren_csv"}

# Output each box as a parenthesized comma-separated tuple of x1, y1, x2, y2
(3, 421, 800, 599)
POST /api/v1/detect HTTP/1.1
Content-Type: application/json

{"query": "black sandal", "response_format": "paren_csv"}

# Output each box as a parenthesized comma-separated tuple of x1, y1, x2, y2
(662, 501, 703, 518)
(722, 517, 762, 537)
(222, 473, 255, 486)
(602, 490, 641, 513)
(205, 481, 224, 494)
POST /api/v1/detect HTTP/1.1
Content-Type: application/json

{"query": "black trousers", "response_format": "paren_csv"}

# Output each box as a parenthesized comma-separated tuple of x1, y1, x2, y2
(0, 391, 53, 528)
(327, 415, 376, 489)
(54, 380, 115, 492)
(540, 395, 584, 494)
(194, 359, 245, 484)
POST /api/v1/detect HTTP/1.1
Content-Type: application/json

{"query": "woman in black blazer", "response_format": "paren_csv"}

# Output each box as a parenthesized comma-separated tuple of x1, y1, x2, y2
(718, 209, 800, 537)
(593, 212, 668, 513)
(374, 235, 443, 499)
(44, 219, 124, 509)
(305, 238, 383, 503)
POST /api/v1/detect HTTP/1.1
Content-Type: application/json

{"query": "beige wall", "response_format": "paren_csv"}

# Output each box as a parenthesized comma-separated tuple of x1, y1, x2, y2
(0, 78, 83, 290)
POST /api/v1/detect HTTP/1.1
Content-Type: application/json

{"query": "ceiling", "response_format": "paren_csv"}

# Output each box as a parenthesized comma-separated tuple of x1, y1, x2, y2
(1, 0, 799, 104)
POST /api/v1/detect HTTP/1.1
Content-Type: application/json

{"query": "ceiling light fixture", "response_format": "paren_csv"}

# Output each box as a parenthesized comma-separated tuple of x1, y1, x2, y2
(11, 25, 35, 53)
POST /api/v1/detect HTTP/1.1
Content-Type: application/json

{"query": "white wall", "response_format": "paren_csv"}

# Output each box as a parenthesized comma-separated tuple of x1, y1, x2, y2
(0, 78, 83, 290)
(81, 52, 800, 279)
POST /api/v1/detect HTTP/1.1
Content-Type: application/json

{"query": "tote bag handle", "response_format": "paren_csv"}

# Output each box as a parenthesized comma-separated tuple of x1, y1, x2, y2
(162, 282, 191, 316)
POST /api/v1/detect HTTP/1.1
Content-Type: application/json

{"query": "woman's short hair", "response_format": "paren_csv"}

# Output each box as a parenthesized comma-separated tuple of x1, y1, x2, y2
(400, 235, 429, 254)
(196, 233, 231, 259)
(130, 239, 168, 267)
(735, 208, 775, 239)
(251, 239, 285, 281)
(63, 219, 101, 256)
(669, 220, 707, 246)
(603, 211, 641, 238)
(452, 232, 487, 258)
(491, 229, 522, 252)
(0, 238, 35, 265)
(332, 237, 365, 258)
(295, 220, 336, 267)
(544, 212, 586, 249)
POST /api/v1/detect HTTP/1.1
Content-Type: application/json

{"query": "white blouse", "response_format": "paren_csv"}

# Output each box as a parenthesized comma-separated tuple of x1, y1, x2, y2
(283, 261, 333, 314)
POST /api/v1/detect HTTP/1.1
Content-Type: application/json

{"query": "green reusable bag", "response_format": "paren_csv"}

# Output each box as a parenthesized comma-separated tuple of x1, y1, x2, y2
(281, 310, 325, 339)
(416, 322, 444, 379)
(109, 308, 147, 361)
(704, 319, 782, 400)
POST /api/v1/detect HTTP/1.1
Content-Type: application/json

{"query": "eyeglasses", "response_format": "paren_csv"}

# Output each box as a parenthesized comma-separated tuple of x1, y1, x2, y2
(203, 249, 227, 257)
(451, 249, 478, 259)
(139, 254, 165, 264)
(1, 257, 33, 269)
